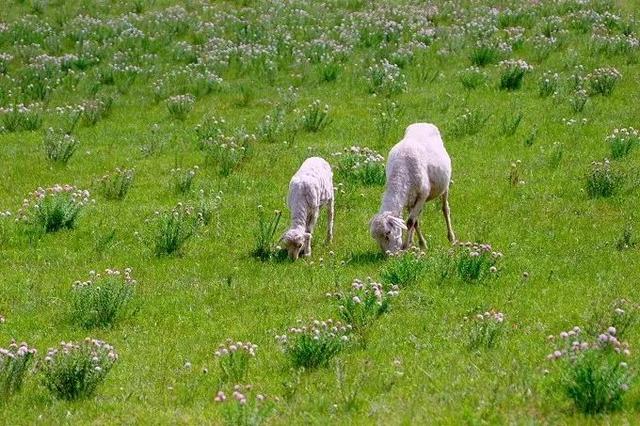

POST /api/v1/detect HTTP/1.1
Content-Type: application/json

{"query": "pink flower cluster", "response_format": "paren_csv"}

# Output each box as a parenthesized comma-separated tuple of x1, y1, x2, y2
(456, 241, 503, 259)
(547, 326, 631, 361)
(214, 384, 267, 405)
(276, 319, 352, 346)
(329, 278, 399, 306)
(44, 338, 118, 366)
(468, 310, 505, 323)
(499, 59, 533, 72)
(214, 339, 257, 358)
(73, 268, 136, 290)
(16, 184, 92, 221)
(0, 340, 37, 359)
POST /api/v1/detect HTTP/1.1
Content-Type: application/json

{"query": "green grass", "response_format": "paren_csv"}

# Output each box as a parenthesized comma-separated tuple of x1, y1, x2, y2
(1, 0, 640, 423)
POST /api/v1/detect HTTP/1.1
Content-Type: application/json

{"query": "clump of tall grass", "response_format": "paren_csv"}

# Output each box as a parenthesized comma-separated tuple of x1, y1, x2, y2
(299, 100, 332, 133)
(166, 94, 195, 120)
(458, 66, 488, 90)
(585, 160, 623, 198)
(257, 107, 298, 145)
(195, 189, 223, 229)
(319, 61, 341, 83)
(140, 123, 167, 157)
(53, 105, 83, 134)
(252, 206, 282, 261)
(170, 166, 199, 194)
(469, 41, 507, 67)
(501, 111, 523, 136)
(81, 96, 113, 126)
(373, 100, 402, 143)
(1, 341, 37, 401)
(202, 129, 254, 177)
(606, 127, 639, 159)
(332, 146, 385, 186)
(465, 310, 506, 349)
(0, 103, 42, 132)
(546, 326, 633, 414)
(195, 114, 226, 149)
(615, 228, 636, 251)
(365, 59, 407, 96)
(0, 211, 12, 245)
(96, 167, 134, 200)
(588, 300, 639, 339)
(329, 278, 398, 337)
(43, 127, 79, 164)
(586, 67, 622, 96)
(16, 185, 92, 233)
(449, 108, 489, 138)
(42, 339, 118, 401)
(140, 202, 200, 256)
(214, 385, 275, 426)
(214, 339, 257, 383)
(498, 59, 533, 90)
(569, 89, 588, 113)
(538, 71, 560, 97)
(276, 319, 351, 369)
(71, 268, 137, 329)
(381, 248, 428, 287)
(449, 242, 502, 282)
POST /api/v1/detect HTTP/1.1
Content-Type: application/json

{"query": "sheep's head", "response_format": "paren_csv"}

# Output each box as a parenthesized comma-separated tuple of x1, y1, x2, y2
(280, 229, 311, 260)
(370, 212, 406, 254)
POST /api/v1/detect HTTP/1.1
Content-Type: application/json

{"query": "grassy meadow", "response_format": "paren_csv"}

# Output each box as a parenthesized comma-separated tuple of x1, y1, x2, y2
(1, 0, 640, 423)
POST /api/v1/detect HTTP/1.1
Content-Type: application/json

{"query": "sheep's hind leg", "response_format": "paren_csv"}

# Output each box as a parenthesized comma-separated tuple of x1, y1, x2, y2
(441, 191, 456, 244)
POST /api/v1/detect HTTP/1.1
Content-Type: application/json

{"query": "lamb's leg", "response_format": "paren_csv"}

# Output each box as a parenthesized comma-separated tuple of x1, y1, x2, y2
(304, 208, 319, 256)
(326, 198, 334, 244)
(441, 191, 456, 244)
(414, 219, 428, 249)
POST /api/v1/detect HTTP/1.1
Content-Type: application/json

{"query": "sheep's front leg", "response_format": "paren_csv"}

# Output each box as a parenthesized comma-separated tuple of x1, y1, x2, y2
(403, 217, 415, 250)
(304, 208, 319, 256)
(326, 198, 334, 244)
(441, 192, 456, 244)
(414, 219, 427, 249)
(403, 196, 427, 250)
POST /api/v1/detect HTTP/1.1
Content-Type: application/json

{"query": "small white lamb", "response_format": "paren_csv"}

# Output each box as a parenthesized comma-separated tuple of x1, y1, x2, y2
(281, 157, 334, 260)
(370, 123, 455, 253)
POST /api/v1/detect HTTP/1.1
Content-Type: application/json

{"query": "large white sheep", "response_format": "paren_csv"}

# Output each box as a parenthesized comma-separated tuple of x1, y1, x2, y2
(370, 123, 455, 253)
(280, 157, 334, 260)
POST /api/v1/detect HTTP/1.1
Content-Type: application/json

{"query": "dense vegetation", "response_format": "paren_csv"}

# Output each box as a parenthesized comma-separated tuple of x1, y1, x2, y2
(1, 0, 639, 423)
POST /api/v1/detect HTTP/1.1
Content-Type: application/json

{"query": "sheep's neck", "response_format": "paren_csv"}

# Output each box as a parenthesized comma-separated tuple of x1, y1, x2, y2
(289, 203, 308, 230)
(380, 179, 408, 217)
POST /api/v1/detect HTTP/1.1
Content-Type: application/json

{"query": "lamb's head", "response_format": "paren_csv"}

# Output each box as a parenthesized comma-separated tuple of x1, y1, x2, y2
(280, 228, 311, 260)
(370, 212, 406, 254)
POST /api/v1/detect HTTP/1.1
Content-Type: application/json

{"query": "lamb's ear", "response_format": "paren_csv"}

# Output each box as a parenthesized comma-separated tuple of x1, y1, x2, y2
(386, 215, 407, 231)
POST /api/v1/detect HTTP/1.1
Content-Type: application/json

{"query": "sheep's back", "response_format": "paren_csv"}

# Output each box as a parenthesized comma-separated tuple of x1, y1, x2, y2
(387, 125, 451, 201)
(288, 157, 333, 208)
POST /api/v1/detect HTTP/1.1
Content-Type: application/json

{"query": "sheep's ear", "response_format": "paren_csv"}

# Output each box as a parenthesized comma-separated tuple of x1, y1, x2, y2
(386, 215, 407, 231)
